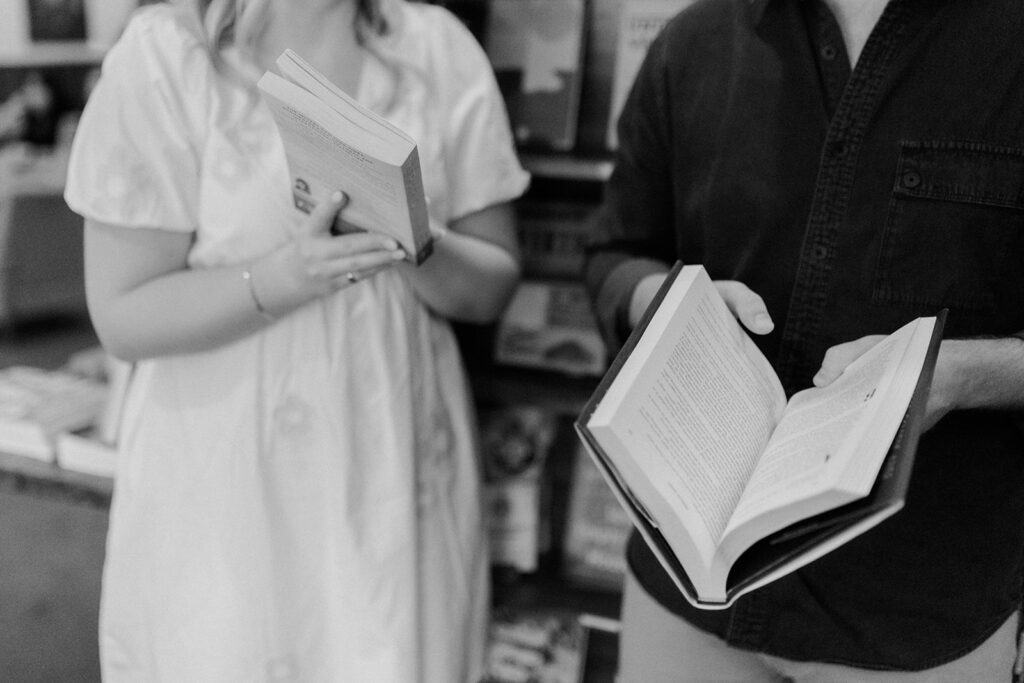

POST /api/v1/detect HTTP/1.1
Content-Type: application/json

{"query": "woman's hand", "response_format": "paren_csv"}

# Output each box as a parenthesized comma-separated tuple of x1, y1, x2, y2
(250, 190, 407, 317)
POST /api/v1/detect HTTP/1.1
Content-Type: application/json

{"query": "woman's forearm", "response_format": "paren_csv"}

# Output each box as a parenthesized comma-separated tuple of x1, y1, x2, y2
(89, 261, 278, 362)
(403, 229, 520, 324)
(403, 203, 521, 324)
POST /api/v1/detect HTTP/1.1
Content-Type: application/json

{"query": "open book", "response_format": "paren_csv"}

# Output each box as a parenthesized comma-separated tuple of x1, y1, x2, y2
(575, 263, 945, 608)
(257, 49, 432, 264)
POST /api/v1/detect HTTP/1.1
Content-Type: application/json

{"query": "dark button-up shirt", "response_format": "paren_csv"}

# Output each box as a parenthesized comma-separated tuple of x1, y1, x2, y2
(585, 0, 1024, 669)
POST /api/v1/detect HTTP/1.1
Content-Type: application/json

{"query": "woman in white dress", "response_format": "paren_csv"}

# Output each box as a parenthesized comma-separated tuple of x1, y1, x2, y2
(64, 0, 529, 680)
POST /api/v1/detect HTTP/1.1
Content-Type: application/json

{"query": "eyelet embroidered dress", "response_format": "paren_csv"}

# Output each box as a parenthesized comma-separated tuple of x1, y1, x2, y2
(64, 4, 529, 682)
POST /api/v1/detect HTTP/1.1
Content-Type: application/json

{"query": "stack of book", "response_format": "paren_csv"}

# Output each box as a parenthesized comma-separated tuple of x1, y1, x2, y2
(0, 364, 107, 463)
(481, 606, 588, 683)
(494, 280, 607, 378)
(54, 352, 131, 478)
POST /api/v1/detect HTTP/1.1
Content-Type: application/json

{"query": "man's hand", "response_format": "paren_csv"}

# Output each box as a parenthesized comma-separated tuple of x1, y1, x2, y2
(813, 335, 958, 432)
(714, 281, 774, 335)
(629, 275, 775, 336)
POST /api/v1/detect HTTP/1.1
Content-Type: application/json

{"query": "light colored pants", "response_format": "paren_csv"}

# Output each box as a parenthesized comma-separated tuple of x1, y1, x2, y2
(618, 569, 1019, 683)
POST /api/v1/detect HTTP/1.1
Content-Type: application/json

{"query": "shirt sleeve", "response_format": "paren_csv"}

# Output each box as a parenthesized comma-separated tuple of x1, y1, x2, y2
(584, 28, 677, 352)
(434, 10, 531, 221)
(64, 7, 206, 232)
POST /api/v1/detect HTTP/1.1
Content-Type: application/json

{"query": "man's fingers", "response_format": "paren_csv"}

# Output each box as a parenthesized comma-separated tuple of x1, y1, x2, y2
(715, 281, 774, 335)
(813, 335, 886, 387)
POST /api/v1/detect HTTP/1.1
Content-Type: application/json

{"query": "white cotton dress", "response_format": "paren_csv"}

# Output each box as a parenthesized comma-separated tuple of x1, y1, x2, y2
(63, 3, 529, 682)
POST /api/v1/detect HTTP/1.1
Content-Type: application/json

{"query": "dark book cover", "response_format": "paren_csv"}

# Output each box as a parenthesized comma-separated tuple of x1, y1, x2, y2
(28, 0, 88, 42)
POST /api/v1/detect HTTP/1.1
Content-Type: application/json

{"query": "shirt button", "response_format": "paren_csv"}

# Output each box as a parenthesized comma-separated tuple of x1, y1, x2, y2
(813, 246, 829, 261)
(821, 44, 838, 61)
(902, 171, 922, 189)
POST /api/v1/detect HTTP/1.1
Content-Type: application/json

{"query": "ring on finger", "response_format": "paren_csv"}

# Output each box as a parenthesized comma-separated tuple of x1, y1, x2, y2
(345, 271, 359, 284)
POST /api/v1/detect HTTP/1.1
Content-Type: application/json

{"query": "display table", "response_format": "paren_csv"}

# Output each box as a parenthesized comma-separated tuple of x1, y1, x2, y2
(0, 450, 111, 509)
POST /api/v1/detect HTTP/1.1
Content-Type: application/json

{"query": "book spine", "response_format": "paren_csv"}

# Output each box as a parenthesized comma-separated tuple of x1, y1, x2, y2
(401, 150, 432, 265)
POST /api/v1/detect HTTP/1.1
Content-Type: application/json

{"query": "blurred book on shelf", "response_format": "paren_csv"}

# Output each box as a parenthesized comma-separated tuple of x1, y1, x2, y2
(516, 199, 597, 280)
(54, 350, 131, 478)
(607, 0, 695, 149)
(562, 443, 632, 592)
(484, 0, 587, 151)
(0, 364, 106, 462)
(480, 606, 589, 683)
(55, 429, 115, 477)
(495, 281, 607, 378)
(27, 0, 87, 42)
(481, 405, 559, 573)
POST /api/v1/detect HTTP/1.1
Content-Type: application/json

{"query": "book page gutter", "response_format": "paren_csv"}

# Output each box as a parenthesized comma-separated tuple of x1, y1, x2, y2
(724, 325, 914, 539)
(612, 286, 786, 560)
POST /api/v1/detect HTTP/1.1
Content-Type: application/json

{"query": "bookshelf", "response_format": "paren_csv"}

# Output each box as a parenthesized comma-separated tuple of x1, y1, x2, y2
(0, 42, 105, 69)
(0, 449, 111, 509)
(452, 1, 630, 678)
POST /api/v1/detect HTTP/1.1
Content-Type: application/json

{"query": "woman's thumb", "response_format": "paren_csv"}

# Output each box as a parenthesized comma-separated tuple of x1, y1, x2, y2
(302, 189, 348, 235)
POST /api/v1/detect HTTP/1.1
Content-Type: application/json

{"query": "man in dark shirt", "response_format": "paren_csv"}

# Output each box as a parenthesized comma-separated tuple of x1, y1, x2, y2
(585, 0, 1024, 679)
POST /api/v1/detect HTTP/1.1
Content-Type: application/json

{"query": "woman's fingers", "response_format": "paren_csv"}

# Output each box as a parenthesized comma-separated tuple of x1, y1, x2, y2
(293, 187, 408, 288)
(321, 248, 407, 287)
(300, 190, 348, 235)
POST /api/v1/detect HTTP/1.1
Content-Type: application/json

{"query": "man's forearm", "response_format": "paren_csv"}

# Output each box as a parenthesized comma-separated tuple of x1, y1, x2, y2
(936, 336, 1024, 413)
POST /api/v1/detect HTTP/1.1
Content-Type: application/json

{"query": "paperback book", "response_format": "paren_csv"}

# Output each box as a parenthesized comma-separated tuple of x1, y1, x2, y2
(257, 49, 432, 263)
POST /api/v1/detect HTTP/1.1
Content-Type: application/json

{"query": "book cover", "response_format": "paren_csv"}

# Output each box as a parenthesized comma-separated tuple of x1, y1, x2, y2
(481, 606, 588, 683)
(606, 0, 695, 149)
(257, 50, 433, 264)
(484, 0, 587, 151)
(562, 442, 633, 591)
(495, 281, 607, 377)
(575, 263, 945, 607)
(480, 405, 558, 573)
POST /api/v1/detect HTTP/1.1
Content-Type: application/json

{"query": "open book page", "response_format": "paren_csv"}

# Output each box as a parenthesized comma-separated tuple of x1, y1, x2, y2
(588, 266, 787, 567)
(721, 318, 933, 557)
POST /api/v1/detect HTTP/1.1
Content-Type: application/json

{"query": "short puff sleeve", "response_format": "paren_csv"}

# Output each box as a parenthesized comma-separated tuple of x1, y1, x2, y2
(430, 8, 530, 221)
(64, 6, 209, 232)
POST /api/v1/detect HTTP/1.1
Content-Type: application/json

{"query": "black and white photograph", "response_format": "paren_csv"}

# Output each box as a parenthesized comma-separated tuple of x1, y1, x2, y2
(1, 1, 1023, 682)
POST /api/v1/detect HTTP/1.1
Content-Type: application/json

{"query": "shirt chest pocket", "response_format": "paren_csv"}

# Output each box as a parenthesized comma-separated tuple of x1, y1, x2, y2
(872, 141, 1024, 314)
